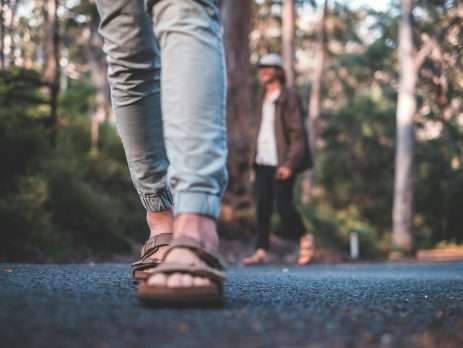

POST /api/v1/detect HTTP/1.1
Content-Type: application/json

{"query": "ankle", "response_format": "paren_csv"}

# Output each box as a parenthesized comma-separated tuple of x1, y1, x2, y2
(147, 209, 174, 238)
(173, 213, 219, 248)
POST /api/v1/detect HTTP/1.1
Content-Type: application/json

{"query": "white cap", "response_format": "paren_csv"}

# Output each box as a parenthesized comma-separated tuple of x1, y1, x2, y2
(258, 53, 284, 68)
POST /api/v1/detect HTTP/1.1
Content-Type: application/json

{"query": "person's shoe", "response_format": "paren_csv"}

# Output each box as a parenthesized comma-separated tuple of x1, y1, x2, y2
(243, 248, 268, 265)
(298, 234, 315, 266)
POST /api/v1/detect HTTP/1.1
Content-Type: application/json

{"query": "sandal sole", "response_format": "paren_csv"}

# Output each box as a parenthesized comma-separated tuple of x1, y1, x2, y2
(137, 283, 224, 307)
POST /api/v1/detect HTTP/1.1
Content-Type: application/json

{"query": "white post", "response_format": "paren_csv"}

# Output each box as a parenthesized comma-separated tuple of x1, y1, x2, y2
(350, 232, 359, 259)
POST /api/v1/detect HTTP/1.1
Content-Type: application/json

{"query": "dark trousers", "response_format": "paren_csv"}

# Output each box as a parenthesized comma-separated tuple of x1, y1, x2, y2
(254, 164, 306, 250)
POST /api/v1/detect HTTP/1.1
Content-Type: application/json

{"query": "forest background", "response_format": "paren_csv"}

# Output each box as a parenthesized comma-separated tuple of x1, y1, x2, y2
(0, 0, 462, 262)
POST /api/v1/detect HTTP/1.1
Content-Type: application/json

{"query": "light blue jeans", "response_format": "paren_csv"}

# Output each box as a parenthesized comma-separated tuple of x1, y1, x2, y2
(95, 0, 228, 218)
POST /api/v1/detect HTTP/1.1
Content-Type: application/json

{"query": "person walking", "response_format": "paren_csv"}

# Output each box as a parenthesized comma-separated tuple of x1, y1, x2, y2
(243, 54, 315, 266)
(95, 0, 228, 305)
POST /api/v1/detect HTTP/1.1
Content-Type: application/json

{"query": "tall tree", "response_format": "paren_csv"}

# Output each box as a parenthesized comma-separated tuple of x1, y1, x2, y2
(221, 0, 253, 194)
(0, 0, 4, 69)
(308, 0, 327, 156)
(301, 0, 328, 204)
(392, 0, 416, 253)
(1, 0, 20, 69)
(81, 2, 110, 153)
(8, 0, 19, 66)
(392, 0, 462, 253)
(44, 0, 60, 138)
(282, 0, 295, 87)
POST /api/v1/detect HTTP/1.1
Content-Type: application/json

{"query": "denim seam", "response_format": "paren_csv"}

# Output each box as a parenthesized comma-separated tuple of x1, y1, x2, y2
(139, 189, 173, 212)
(174, 191, 221, 218)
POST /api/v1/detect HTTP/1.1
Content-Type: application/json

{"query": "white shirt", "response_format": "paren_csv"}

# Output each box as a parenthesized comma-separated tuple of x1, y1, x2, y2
(255, 89, 281, 166)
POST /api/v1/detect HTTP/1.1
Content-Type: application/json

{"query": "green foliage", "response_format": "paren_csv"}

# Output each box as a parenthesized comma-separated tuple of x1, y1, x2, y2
(0, 69, 140, 262)
(0, 176, 60, 260)
(318, 92, 396, 234)
(59, 79, 96, 121)
(296, 0, 463, 257)
(414, 127, 463, 246)
(0, 69, 60, 260)
(2, 0, 462, 262)
(309, 77, 463, 254)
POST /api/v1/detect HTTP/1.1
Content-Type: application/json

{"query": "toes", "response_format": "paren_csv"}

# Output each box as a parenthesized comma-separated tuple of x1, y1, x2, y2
(148, 273, 212, 288)
(197, 277, 211, 286)
(167, 273, 183, 288)
(193, 276, 204, 287)
(181, 274, 194, 287)
(148, 274, 167, 286)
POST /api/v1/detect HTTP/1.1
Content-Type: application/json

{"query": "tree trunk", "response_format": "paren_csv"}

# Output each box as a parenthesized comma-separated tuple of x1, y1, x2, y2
(221, 0, 253, 194)
(8, 0, 18, 66)
(392, 0, 416, 254)
(82, 13, 110, 153)
(0, 0, 4, 70)
(282, 0, 295, 88)
(301, 0, 327, 205)
(44, 0, 60, 143)
(308, 0, 327, 158)
(1, 0, 19, 69)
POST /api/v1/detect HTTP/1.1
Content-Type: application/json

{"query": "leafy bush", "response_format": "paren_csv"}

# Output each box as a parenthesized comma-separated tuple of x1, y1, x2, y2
(317, 92, 396, 238)
(0, 68, 139, 262)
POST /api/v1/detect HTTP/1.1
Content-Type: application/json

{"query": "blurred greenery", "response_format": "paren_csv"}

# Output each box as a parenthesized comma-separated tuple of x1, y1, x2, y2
(1, 0, 461, 261)
(0, 68, 146, 262)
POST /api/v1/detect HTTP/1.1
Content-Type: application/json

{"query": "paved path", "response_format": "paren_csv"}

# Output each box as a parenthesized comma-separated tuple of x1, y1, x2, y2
(1, 262, 462, 348)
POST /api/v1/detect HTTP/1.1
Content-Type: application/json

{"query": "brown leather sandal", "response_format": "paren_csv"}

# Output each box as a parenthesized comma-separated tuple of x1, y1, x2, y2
(131, 233, 172, 282)
(137, 236, 227, 306)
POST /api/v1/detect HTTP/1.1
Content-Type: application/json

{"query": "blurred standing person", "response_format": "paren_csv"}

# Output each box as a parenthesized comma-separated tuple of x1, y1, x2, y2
(243, 54, 314, 266)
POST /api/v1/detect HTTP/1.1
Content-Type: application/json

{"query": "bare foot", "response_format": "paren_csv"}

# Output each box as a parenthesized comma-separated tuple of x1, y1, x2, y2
(148, 213, 219, 288)
(298, 234, 315, 265)
(143, 209, 174, 271)
(243, 248, 267, 265)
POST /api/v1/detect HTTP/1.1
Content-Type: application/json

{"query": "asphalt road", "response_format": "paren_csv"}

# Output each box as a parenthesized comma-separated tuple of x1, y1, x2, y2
(1, 262, 462, 348)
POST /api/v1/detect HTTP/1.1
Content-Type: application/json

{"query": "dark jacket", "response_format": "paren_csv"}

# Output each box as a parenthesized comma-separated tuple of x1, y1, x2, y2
(251, 86, 313, 173)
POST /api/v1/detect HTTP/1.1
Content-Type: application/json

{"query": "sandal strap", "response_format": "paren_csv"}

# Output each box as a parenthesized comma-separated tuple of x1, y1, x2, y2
(141, 233, 173, 257)
(131, 233, 172, 268)
(163, 236, 227, 270)
(132, 259, 160, 270)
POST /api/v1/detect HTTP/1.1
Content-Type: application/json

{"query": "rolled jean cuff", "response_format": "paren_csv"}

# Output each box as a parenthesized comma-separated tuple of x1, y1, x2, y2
(139, 189, 173, 212)
(174, 191, 222, 219)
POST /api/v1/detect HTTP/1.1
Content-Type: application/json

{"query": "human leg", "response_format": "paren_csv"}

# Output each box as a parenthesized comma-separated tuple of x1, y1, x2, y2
(242, 165, 274, 264)
(96, 0, 172, 213)
(274, 177, 306, 240)
(143, 0, 228, 294)
(95, 0, 174, 279)
(274, 177, 314, 264)
(254, 165, 275, 250)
